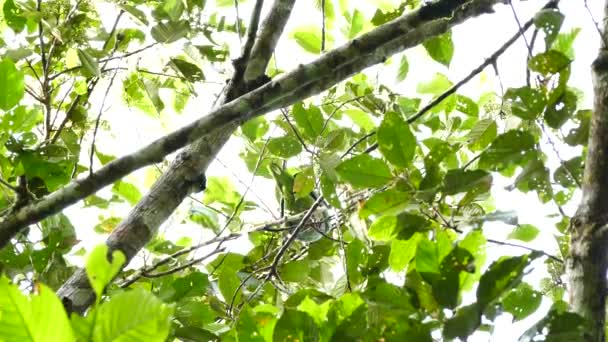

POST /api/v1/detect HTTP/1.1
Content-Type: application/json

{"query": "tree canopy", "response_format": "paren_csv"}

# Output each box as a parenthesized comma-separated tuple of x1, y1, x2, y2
(0, 0, 605, 341)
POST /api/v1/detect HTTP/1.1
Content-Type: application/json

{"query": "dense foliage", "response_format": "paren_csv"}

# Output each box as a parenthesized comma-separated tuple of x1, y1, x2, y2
(0, 0, 597, 340)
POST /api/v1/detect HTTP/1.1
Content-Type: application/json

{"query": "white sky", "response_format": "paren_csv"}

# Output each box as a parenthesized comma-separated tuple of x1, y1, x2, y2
(63, 0, 604, 340)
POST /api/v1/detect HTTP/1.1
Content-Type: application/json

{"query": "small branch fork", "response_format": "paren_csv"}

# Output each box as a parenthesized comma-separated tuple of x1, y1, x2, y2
(119, 234, 239, 288)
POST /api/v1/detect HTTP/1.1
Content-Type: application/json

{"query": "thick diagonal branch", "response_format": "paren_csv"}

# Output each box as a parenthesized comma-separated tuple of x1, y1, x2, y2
(0, 0, 506, 246)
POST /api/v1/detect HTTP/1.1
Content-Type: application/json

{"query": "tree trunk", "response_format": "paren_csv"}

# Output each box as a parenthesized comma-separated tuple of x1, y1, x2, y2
(567, 2, 608, 342)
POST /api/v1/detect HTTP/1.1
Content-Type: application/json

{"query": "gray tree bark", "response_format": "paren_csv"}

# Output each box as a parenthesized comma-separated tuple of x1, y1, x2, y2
(567, 2, 608, 342)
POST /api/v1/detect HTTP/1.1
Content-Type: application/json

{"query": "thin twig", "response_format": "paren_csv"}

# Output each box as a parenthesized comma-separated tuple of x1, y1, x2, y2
(89, 65, 121, 175)
(321, 0, 326, 52)
(120, 234, 239, 287)
(280, 108, 315, 154)
(49, 43, 158, 81)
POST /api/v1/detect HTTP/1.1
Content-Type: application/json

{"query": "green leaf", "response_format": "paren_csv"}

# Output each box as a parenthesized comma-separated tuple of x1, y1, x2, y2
(344, 109, 375, 131)
(93, 289, 174, 342)
(467, 119, 497, 151)
(162, 0, 185, 21)
(0, 277, 74, 342)
(85, 245, 126, 299)
(241, 117, 269, 142)
(504, 86, 546, 120)
(553, 28, 581, 59)
(456, 95, 479, 116)
(291, 26, 322, 54)
(377, 112, 416, 167)
(112, 181, 142, 205)
(478, 130, 536, 171)
(293, 168, 315, 199)
(396, 55, 409, 82)
(122, 74, 164, 116)
(554, 156, 583, 188)
(76, 49, 100, 78)
(174, 327, 217, 342)
(528, 50, 571, 76)
(519, 309, 587, 341)
(417, 73, 453, 95)
(151, 20, 189, 43)
(368, 215, 397, 241)
(267, 136, 302, 158)
(545, 89, 577, 128)
(281, 260, 311, 282)
(508, 224, 540, 242)
(443, 303, 481, 340)
(119, 4, 149, 25)
(416, 238, 441, 278)
(359, 188, 409, 219)
(336, 154, 392, 188)
(533, 9, 564, 49)
(477, 253, 538, 309)
(3, 0, 26, 32)
(0, 58, 25, 111)
(423, 31, 454, 67)
(169, 58, 204, 82)
(346, 9, 364, 39)
(503, 282, 542, 321)
(443, 169, 491, 195)
(203, 176, 241, 208)
(389, 234, 420, 271)
(292, 102, 324, 140)
(320, 173, 341, 208)
(273, 310, 319, 342)
(218, 268, 241, 306)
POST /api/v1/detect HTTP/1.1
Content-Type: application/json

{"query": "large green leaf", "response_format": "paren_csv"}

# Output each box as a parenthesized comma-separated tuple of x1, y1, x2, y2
(443, 169, 491, 195)
(241, 116, 269, 142)
(478, 130, 536, 171)
(169, 58, 204, 82)
(377, 112, 416, 167)
(467, 119, 497, 151)
(533, 9, 564, 49)
(359, 188, 409, 219)
(0, 58, 25, 111)
(85, 245, 126, 299)
(389, 234, 420, 271)
(508, 224, 540, 242)
(92, 289, 174, 342)
(76, 49, 100, 78)
(291, 26, 323, 54)
(267, 136, 302, 158)
(504, 86, 546, 120)
(273, 309, 320, 342)
(292, 102, 324, 141)
(528, 50, 571, 76)
(335, 154, 392, 188)
(544, 89, 577, 128)
(477, 253, 539, 309)
(503, 282, 542, 321)
(423, 31, 454, 67)
(0, 277, 74, 342)
(151, 20, 189, 43)
(443, 303, 481, 340)
(368, 215, 398, 241)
